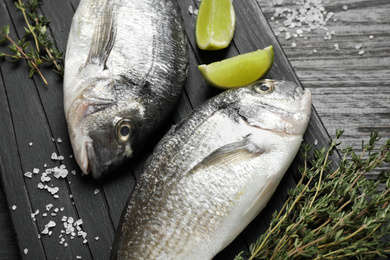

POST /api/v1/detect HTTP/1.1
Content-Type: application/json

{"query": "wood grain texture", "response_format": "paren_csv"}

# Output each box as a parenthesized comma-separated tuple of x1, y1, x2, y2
(0, 0, 388, 259)
(257, 0, 390, 177)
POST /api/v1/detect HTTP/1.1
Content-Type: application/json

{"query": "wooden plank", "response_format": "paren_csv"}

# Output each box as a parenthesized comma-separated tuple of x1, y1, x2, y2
(0, 0, 343, 259)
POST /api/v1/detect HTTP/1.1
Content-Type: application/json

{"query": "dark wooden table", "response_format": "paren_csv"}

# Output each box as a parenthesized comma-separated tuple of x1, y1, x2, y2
(0, 0, 389, 259)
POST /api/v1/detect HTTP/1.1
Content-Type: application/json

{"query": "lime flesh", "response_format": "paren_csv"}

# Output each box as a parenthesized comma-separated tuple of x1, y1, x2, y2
(198, 46, 274, 89)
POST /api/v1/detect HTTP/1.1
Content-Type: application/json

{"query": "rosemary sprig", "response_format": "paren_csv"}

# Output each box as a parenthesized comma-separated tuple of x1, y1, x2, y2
(0, 0, 64, 85)
(236, 130, 390, 260)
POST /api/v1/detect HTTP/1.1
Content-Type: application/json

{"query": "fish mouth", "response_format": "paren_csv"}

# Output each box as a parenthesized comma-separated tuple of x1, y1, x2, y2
(86, 142, 126, 179)
(67, 95, 116, 178)
(72, 140, 115, 179)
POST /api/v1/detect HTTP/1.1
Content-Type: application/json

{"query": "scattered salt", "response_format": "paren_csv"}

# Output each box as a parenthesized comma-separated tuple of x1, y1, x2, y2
(75, 219, 83, 226)
(51, 152, 58, 160)
(369, 35, 374, 39)
(94, 189, 100, 195)
(95, 236, 99, 241)
(291, 42, 297, 48)
(24, 248, 28, 255)
(29, 142, 33, 147)
(68, 217, 74, 224)
(41, 174, 51, 183)
(47, 186, 59, 195)
(57, 138, 62, 143)
(342, 5, 348, 11)
(46, 203, 54, 211)
(271, 0, 335, 40)
(12, 205, 17, 211)
(41, 220, 56, 235)
(355, 43, 363, 49)
(334, 43, 340, 51)
(358, 50, 365, 55)
(24, 171, 33, 178)
(33, 168, 40, 174)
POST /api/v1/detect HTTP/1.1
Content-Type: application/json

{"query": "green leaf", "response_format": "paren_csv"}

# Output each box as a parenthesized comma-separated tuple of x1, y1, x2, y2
(28, 66, 36, 78)
(0, 37, 7, 45)
(2, 25, 10, 35)
(14, 1, 25, 11)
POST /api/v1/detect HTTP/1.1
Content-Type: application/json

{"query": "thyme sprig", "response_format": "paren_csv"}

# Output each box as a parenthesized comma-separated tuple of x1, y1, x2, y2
(0, 0, 64, 85)
(236, 130, 390, 260)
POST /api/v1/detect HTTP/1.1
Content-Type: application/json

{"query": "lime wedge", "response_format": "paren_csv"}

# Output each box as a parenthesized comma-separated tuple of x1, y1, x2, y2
(195, 0, 235, 51)
(198, 46, 274, 89)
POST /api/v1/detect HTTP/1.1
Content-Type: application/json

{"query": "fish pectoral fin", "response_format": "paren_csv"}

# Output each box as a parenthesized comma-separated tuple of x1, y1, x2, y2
(86, 3, 116, 69)
(189, 136, 266, 173)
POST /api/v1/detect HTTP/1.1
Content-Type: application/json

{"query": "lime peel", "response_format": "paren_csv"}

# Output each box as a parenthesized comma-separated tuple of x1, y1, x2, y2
(198, 46, 274, 90)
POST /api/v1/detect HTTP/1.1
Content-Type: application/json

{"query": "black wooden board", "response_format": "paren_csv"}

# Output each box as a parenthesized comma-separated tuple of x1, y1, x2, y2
(0, 0, 340, 259)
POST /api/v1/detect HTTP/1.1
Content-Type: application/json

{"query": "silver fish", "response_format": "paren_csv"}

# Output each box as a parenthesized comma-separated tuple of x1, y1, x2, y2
(111, 80, 312, 259)
(63, 0, 188, 178)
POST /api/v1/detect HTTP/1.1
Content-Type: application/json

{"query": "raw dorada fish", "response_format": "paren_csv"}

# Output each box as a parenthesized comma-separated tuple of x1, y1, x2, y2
(63, 0, 188, 178)
(111, 80, 312, 259)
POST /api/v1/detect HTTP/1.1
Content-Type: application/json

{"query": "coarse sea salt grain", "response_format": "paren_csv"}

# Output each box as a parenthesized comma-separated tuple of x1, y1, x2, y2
(24, 248, 28, 255)
(12, 205, 17, 210)
(53, 167, 69, 179)
(24, 171, 33, 178)
(41, 220, 56, 235)
(51, 152, 58, 160)
(46, 203, 54, 211)
(355, 43, 363, 49)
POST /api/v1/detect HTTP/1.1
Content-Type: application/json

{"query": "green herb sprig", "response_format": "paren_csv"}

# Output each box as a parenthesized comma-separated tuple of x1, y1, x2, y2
(236, 130, 390, 260)
(0, 0, 64, 85)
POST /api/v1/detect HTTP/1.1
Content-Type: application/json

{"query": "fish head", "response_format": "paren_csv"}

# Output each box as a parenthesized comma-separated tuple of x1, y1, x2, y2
(66, 79, 144, 179)
(235, 79, 312, 135)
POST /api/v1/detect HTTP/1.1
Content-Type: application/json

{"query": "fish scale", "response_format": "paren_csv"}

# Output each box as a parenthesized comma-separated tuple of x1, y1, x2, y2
(64, 0, 188, 178)
(111, 80, 312, 259)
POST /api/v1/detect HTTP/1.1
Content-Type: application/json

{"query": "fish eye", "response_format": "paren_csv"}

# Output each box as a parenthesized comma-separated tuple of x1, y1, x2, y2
(253, 82, 275, 94)
(115, 118, 135, 143)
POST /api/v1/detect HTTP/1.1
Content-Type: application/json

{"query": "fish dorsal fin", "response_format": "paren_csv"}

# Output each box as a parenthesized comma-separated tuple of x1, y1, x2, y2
(189, 135, 266, 174)
(86, 4, 116, 69)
